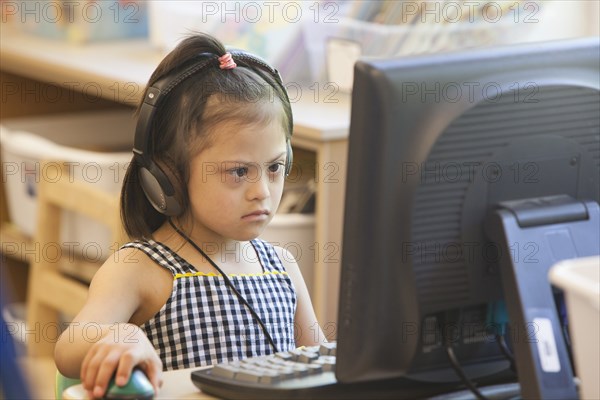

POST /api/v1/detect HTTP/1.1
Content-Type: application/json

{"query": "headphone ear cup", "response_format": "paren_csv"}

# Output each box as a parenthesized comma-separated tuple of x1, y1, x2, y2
(285, 141, 293, 177)
(139, 165, 182, 216)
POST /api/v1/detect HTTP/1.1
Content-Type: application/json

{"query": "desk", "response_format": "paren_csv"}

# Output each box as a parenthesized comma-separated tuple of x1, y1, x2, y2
(0, 28, 350, 333)
(62, 368, 217, 400)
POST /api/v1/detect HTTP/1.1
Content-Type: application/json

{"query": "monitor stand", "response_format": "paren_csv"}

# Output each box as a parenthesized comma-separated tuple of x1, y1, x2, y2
(486, 195, 599, 399)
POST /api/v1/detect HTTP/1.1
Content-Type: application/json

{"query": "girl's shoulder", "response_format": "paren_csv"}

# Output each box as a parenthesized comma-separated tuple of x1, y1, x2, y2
(252, 238, 299, 273)
(104, 240, 171, 276)
(89, 241, 174, 326)
(87, 241, 172, 301)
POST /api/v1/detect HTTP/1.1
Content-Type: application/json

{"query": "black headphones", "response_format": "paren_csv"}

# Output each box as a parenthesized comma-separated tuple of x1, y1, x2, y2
(133, 51, 293, 216)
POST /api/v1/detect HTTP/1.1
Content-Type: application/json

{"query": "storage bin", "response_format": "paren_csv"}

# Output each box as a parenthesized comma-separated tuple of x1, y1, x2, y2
(303, 14, 542, 85)
(260, 213, 316, 297)
(1, 110, 136, 261)
(549, 256, 600, 400)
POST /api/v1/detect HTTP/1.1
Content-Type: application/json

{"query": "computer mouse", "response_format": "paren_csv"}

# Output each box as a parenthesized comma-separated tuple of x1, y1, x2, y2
(103, 368, 155, 400)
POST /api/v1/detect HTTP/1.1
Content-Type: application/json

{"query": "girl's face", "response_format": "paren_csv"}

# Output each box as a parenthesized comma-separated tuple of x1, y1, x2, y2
(185, 110, 288, 243)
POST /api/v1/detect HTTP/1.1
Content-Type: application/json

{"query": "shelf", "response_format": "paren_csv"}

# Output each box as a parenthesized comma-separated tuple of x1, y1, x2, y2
(0, 26, 158, 106)
(1, 222, 101, 285)
(1, 222, 33, 264)
(0, 27, 351, 141)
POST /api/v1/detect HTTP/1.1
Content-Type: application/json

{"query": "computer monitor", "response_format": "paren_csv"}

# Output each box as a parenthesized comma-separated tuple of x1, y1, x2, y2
(336, 37, 599, 399)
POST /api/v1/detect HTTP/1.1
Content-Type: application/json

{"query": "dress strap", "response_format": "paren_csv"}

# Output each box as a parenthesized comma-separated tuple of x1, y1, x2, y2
(120, 240, 191, 276)
(251, 239, 287, 273)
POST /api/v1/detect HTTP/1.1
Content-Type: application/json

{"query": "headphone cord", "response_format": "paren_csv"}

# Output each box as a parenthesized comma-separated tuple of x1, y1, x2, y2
(168, 219, 279, 353)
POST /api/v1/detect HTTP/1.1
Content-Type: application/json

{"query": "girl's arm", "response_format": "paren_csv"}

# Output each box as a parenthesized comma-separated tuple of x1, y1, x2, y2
(274, 246, 327, 346)
(54, 247, 169, 398)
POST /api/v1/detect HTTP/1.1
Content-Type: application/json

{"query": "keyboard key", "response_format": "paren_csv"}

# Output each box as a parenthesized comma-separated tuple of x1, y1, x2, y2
(304, 345, 321, 353)
(274, 351, 293, 361)
(244, 359, 272, 369)
(267, 358, 290, 367)
(290, 365, 309, 378)
(304, 363, 324, 374)
(258, 370, 280, 384)
(268, 366, 296, 380)
(298, 351, 320, 363)
(235, 369, 263, 383)
(212, 364, 240, 379)
(288, 348, 305, 361)
(314, 356, 336, 372)
(319, 342, 337, 356)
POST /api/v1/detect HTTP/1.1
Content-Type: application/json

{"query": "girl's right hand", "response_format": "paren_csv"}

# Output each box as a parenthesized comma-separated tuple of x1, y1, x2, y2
(80, 323, 163, 399)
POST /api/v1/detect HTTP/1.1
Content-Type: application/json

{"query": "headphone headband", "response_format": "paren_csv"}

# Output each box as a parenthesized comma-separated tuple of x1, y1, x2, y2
(133, 53, 216, 163)
(134, 51, 290, 162)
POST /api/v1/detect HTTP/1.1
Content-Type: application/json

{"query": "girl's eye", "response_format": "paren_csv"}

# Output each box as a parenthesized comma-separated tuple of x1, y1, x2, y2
(230, 167, 248, 178)
(268, 163, 284, 174)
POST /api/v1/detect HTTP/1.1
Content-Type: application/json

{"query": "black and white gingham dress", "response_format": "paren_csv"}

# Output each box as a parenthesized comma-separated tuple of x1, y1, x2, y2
(121, 239, 297, 370)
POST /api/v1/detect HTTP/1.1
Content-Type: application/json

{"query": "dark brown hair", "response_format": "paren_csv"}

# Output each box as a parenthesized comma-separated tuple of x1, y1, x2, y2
(120, 32, 293, 239)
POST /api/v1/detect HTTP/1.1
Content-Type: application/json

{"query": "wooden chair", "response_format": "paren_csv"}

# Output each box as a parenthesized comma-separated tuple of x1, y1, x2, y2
(26, 161, 126, 357)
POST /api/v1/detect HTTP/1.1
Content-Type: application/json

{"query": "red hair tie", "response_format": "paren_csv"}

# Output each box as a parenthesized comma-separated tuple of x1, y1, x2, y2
(218, 53, 236, 70)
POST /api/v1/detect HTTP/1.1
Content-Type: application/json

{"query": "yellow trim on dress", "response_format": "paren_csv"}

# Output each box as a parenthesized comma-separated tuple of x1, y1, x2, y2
(174, 271, 288, 279)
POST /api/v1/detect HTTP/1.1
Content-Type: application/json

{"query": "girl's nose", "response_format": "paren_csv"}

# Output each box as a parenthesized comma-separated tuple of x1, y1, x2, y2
(246, 174, 270, 201)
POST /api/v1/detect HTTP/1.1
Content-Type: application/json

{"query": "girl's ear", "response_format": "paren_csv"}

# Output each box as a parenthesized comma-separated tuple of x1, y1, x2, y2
(160, 155, 188, 213)
(139, 156, 187, 217)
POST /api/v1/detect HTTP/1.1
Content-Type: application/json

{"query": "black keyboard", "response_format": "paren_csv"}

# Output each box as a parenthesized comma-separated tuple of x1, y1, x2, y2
(190, 342, 521, 399)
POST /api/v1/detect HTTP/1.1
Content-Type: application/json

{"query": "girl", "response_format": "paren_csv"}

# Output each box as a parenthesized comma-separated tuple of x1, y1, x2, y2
(55, 32, 325, 398)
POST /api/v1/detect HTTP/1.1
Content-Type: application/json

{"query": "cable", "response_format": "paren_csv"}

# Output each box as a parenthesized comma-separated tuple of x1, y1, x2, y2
(444, 340, 490, 400)
(495, 333, 516, 372)
(168, 219, 279, 353)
